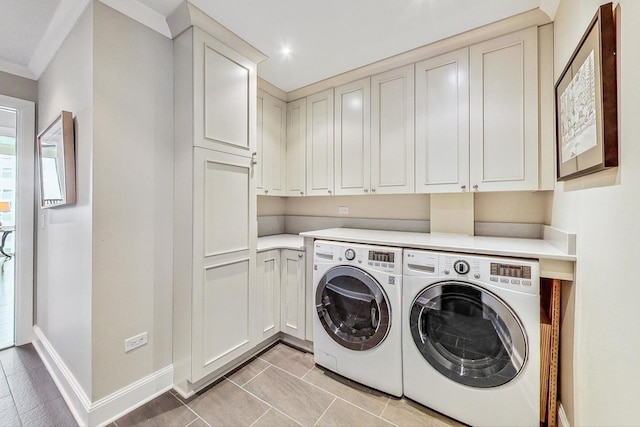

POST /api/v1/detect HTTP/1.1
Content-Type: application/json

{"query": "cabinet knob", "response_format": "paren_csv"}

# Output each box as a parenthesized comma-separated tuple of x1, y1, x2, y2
(298, 253, 303, 258)
(473, 185, 479, 191)
(300, 191, 304, 196)
(461, 185, 466, 191)
(265, 189, 269, 194)
(371, 188, 376, 193)
(328, 190, 332, 194)
(251, 152, 258, 165)
(364, 189, 369, 193)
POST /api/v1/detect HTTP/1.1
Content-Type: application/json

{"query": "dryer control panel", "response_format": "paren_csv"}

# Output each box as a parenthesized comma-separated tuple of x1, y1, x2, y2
(403, 249, 539, 295)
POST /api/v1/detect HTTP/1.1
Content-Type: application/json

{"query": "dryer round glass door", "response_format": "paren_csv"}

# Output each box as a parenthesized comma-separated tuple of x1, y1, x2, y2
(410, 281, 527, 388)
(316, 266, 391, 351)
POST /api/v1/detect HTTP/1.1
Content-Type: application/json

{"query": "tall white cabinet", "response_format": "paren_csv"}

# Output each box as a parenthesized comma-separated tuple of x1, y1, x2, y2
(415, 27, 539, 193)
(170, 4, 266, 395)
(286, 99, 307, 196)
(257, 90, 286, 196)
(469, 27, 539, 192)
(334, 78, 371, 195)
(371, 65, 415, 194)
(306, 89, 334, 196)
(415, 49, 469, 193)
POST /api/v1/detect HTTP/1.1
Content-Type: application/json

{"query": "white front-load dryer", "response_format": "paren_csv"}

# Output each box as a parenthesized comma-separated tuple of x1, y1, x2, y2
(313, 240, 403, 397)
(403, 249, 540, 426)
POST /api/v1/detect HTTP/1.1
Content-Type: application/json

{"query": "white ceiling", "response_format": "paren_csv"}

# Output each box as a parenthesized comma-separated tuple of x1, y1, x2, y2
(0, 0, 559, 92)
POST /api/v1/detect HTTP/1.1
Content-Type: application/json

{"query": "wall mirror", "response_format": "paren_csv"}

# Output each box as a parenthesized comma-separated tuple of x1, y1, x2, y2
(37, 111, 76, 208)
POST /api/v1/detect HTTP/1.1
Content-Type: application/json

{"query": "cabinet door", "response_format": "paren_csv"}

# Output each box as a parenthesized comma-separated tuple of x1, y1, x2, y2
(334, 78, 370, 195)
(415, 48, 470, 193)
(280, 250, 305, 340)
(286, 98, 307, 197)
(263, 93, 287, 196)
(257, 250, 280, 341)
(256, 90, 265, 191)
(193, 28, 257, 158)
(191, 147, 257, 382)
(371, 65, 415, 194)
(469, 27, 538, 191)
(306, 89, 334, 196)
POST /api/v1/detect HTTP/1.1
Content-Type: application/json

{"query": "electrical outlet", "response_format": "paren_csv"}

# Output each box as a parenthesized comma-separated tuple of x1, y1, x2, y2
(339, 206, 349, 215)
(124, 332, 148, 353)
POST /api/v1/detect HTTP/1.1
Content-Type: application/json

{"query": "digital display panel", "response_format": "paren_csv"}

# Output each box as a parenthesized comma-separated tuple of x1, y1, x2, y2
(369, 251, 395, 263)
(490, 263, 531, 279)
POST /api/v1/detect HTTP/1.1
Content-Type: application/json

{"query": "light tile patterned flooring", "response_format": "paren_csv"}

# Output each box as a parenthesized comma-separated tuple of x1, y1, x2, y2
(113, 343, 466, 427)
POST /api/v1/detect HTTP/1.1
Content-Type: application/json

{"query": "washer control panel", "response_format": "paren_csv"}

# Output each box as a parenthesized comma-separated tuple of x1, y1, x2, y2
(314, 240, 402, 275)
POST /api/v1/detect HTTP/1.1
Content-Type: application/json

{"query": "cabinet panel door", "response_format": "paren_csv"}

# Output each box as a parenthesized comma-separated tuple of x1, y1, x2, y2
(306, 89, 334, 196)
(286, 98, 307, 196)
(192, 147, 256, 381)
(263, 93, 287, 196)
(335, 78, 370, 195)
(256, 91, 265, 190)
(194, 28, 257, 158)
(415, 48, 469, 193)
(371, 65, 415, 194)
(469, 27, 538, 191)
(257, 250, 280, 341)
(280, 250, 305, 340)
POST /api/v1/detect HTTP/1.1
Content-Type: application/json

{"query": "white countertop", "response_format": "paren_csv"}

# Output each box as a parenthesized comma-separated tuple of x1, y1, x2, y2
(299, 228, 576, 262)
(257, 234, 305, 252)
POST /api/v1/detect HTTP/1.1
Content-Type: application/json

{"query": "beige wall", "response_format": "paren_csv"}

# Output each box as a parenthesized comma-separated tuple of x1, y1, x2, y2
(0, 70, 37, 102)
(475, 191, 553, 224)
(36, 1, 94, 399)
(257, 195, 285, 216)
(284, 194, 430, 220)
(553, 1, 638, 424)
(91, 1, 173, 400)
(261, 191, 552, 224)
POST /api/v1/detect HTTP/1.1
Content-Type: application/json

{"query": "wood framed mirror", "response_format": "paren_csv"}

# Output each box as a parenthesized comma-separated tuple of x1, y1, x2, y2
(37, 111, 76, 208)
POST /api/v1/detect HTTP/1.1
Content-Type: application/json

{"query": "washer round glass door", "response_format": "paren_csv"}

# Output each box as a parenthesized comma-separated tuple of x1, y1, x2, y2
(410, 281, 527, 388)
(316, 266, 391, 351)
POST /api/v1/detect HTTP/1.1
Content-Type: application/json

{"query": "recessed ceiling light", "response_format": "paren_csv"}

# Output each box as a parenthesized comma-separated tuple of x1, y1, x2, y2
(281, 46, 292, 57)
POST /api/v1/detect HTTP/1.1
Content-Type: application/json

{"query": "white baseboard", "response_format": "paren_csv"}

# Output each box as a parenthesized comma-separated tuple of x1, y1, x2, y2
(33, 326, 173, 427)
(558, 402, 571, 427)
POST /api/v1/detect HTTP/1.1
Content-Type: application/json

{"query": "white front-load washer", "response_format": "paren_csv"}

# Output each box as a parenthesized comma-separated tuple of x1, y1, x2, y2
(403, 249, 540, 426)
(313, 240, 403, 397)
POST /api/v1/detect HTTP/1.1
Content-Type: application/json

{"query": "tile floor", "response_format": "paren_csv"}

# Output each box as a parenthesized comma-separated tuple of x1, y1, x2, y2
(113, 343, 466, 427)
(0, 343, 77, 426)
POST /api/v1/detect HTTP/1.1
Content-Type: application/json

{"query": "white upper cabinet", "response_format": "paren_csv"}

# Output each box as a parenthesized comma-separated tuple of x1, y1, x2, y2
(257, 90, 286, 196)
(469, 27, 538, 192)
(306, 89, 335, 196)
(334, 78, 371, 195)
(371, 65, 415, 194)
(193, 28, 257, 158)
(415, 48, 469, 193)
(286, 98, 307, 196)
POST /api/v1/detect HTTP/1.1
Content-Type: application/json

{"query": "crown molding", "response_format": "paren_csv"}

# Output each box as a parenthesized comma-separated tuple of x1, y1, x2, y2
(0, 58, 35, 80)
(99, 0, 172, 38)
(28, 0, 92, 80)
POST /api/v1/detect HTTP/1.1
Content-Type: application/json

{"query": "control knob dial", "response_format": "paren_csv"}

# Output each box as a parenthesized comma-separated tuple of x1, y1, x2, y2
(345, 249, 356, 261)
(453, 260, 470, 275)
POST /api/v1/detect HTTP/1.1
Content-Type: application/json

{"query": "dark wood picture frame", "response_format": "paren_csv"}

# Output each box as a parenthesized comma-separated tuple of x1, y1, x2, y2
(555, 2, 618, 181)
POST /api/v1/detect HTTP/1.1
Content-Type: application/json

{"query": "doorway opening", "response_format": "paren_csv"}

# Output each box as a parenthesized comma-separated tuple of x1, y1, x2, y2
(0, 106, 17, 350)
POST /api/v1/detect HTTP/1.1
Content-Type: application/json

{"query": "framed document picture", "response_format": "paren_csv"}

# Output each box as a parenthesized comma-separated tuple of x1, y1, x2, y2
(555, 2, 618, 181)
